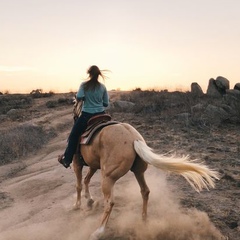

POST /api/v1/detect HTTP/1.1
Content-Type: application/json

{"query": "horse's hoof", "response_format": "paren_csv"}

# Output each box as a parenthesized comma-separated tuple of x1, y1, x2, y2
(87, 198, 94, 208)
(89, 227, 104, 240)
(72, 203, 80, 210)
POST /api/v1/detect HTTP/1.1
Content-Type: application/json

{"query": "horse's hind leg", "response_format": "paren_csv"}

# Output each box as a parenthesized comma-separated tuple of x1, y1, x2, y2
(90, 177, 115, 240)
(134, 171, 150, 221)
(84, 167, 97, 209)
(73, 155, 83, 210)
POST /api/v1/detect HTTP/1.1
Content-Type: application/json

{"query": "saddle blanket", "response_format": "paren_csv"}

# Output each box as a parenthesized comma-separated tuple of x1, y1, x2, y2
(80, 114, 119, 144)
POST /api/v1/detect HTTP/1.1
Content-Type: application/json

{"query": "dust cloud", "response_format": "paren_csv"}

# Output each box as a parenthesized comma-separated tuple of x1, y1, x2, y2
(1, 167, 224, 240)
(102, 168, 224, 240)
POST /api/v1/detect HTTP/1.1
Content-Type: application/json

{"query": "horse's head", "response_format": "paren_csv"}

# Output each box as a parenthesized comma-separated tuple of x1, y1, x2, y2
(73, 95, 83, 122)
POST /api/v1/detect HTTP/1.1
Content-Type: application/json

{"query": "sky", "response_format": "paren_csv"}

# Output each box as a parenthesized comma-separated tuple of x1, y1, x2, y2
(1, 0, 240, 93)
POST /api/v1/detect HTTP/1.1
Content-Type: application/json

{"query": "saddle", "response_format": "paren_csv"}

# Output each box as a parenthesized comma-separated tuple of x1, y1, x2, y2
(80, 114, 119, 144)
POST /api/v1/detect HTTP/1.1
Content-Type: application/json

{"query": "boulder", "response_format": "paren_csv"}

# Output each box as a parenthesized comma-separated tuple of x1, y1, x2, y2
(224, 90, 240, 110)
(215, 76, 230, 92)
(206, 78, 222, 97)
(234, 83, 240, 91)
(225, 89, 240, 98)
(111, 100, 135, 112)
(220, 104, 235, 115)
(191, 103, 204, 113)
(191, 82, 204, 97)
(204, 104, 229, 124)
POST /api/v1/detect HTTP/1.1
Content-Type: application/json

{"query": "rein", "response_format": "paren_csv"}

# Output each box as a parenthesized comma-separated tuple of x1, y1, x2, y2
(73, 96, 83, 121)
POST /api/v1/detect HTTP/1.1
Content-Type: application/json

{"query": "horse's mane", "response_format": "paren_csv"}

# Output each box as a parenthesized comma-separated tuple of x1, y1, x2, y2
(73, 96, 83, 120)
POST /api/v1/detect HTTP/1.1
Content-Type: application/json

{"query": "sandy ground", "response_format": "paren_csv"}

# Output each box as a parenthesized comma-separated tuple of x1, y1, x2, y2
(0, 93, 239, 240)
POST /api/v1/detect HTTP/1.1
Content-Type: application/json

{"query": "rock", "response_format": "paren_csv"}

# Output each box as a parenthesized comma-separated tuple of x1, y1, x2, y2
(233, 83, 240, 91)
(191, 82, 204, 97)
(220, 104, 235, 115)
(111, 100, 135, 111)
(206, 76, 230, 97)
(191, 103, 204, 113)
(215, 76, 230, 92)
(225, 90, 240, 102)
(204, 104, 229, 124)
(222, 90, 240, 123)
(206, 78, 222, 97)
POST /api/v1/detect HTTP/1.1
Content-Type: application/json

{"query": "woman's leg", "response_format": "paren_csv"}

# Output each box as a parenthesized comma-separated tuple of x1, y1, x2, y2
(63, 114, 89, 165)
(58, 111, 105, 168)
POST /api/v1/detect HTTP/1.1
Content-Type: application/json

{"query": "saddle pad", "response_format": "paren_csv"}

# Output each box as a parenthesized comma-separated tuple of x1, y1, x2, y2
(80, 121, 119, 144)
(87, 114, 112, 126)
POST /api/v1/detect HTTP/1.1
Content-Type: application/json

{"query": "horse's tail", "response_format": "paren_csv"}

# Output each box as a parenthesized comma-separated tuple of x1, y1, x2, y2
(134, 140, 220, 192)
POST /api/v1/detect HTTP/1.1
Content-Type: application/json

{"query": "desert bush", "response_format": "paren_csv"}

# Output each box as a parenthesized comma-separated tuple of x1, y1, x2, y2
(46, 100, 58, 108)
(118, 89, 199, 114)
(119, 89, 166, 113)
(0, 94, 33, 114)
(30, 89, 54, 98)
(46, 97, 73, 108)
(57, 97, 73, 105)
(0, 124, 56, 165)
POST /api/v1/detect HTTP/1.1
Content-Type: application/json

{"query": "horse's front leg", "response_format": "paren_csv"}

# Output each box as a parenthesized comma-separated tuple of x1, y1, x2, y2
(89, 177, 115, 240)
(84, 167, 97, 209)
(72, 154, 83, 210)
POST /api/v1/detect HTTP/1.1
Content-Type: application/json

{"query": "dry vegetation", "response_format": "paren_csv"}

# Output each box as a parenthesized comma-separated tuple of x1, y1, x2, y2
(0, 89, 239, 240)
(0, 91, 73, 165)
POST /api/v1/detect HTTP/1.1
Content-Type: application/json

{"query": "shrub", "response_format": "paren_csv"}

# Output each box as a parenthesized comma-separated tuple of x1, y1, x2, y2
(0, 124, 56, 165)
(119, 90, 181, 114)
(0, 94, 33, 114)
(46, 100, 58, 108)
(30, 89, 54, 98)
(57, 97, 73, 104)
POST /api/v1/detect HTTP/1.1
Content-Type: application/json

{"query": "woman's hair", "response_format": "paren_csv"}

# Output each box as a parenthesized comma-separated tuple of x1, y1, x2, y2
(84, 65, 106, 91)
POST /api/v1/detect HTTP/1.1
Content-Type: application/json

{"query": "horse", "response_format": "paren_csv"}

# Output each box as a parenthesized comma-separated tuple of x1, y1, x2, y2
(71, 100, 219, 240)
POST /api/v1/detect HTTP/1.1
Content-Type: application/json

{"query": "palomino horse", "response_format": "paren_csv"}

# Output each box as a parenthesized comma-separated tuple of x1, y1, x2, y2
(71, 100, 219, 240)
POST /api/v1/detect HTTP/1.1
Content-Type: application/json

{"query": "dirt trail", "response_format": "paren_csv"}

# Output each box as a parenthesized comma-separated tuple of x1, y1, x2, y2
(0, 101, 231, 240)
(0, 147, 224, 240)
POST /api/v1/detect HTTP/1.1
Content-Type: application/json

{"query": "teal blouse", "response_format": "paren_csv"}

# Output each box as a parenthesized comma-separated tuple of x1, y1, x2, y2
(76, 81, 109, 113)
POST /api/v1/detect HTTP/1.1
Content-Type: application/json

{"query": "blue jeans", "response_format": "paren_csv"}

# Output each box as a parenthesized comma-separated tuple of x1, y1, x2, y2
(63, 111, 105, 164)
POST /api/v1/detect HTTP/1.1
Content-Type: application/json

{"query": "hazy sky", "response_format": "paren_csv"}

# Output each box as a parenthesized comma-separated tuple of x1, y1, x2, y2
(1, 0, 240, 93)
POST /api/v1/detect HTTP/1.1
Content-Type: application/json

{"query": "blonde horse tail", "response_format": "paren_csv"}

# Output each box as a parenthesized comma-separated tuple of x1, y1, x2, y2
(134, 140, 220, 192)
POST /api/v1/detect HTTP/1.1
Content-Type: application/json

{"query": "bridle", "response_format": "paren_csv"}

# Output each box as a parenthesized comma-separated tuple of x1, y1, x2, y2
(73, 96, 83, 122)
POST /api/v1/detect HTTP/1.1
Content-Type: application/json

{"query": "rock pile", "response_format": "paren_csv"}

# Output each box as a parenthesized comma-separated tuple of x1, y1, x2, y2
(191, 76, 240, 125)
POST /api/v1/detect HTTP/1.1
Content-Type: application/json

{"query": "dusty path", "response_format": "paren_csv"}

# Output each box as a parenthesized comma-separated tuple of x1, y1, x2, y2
(0, 98, 233, 240)
(0, 140, 224, 240)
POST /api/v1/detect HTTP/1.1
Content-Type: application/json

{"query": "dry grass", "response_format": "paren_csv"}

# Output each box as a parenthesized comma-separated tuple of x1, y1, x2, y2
(0, 94, 33, 114)
(0, 123, 56, 166)
(1, 89, 239, 167)
(118, 89, 240, 127)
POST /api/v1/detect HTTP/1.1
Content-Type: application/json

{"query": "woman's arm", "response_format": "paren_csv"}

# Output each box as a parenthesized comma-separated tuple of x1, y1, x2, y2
(76, 82, 85, 101)
(103, 87, 109, 107)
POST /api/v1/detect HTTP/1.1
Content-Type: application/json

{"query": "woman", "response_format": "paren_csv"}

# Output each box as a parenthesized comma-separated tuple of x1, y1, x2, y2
(58, 65, 109, 168)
